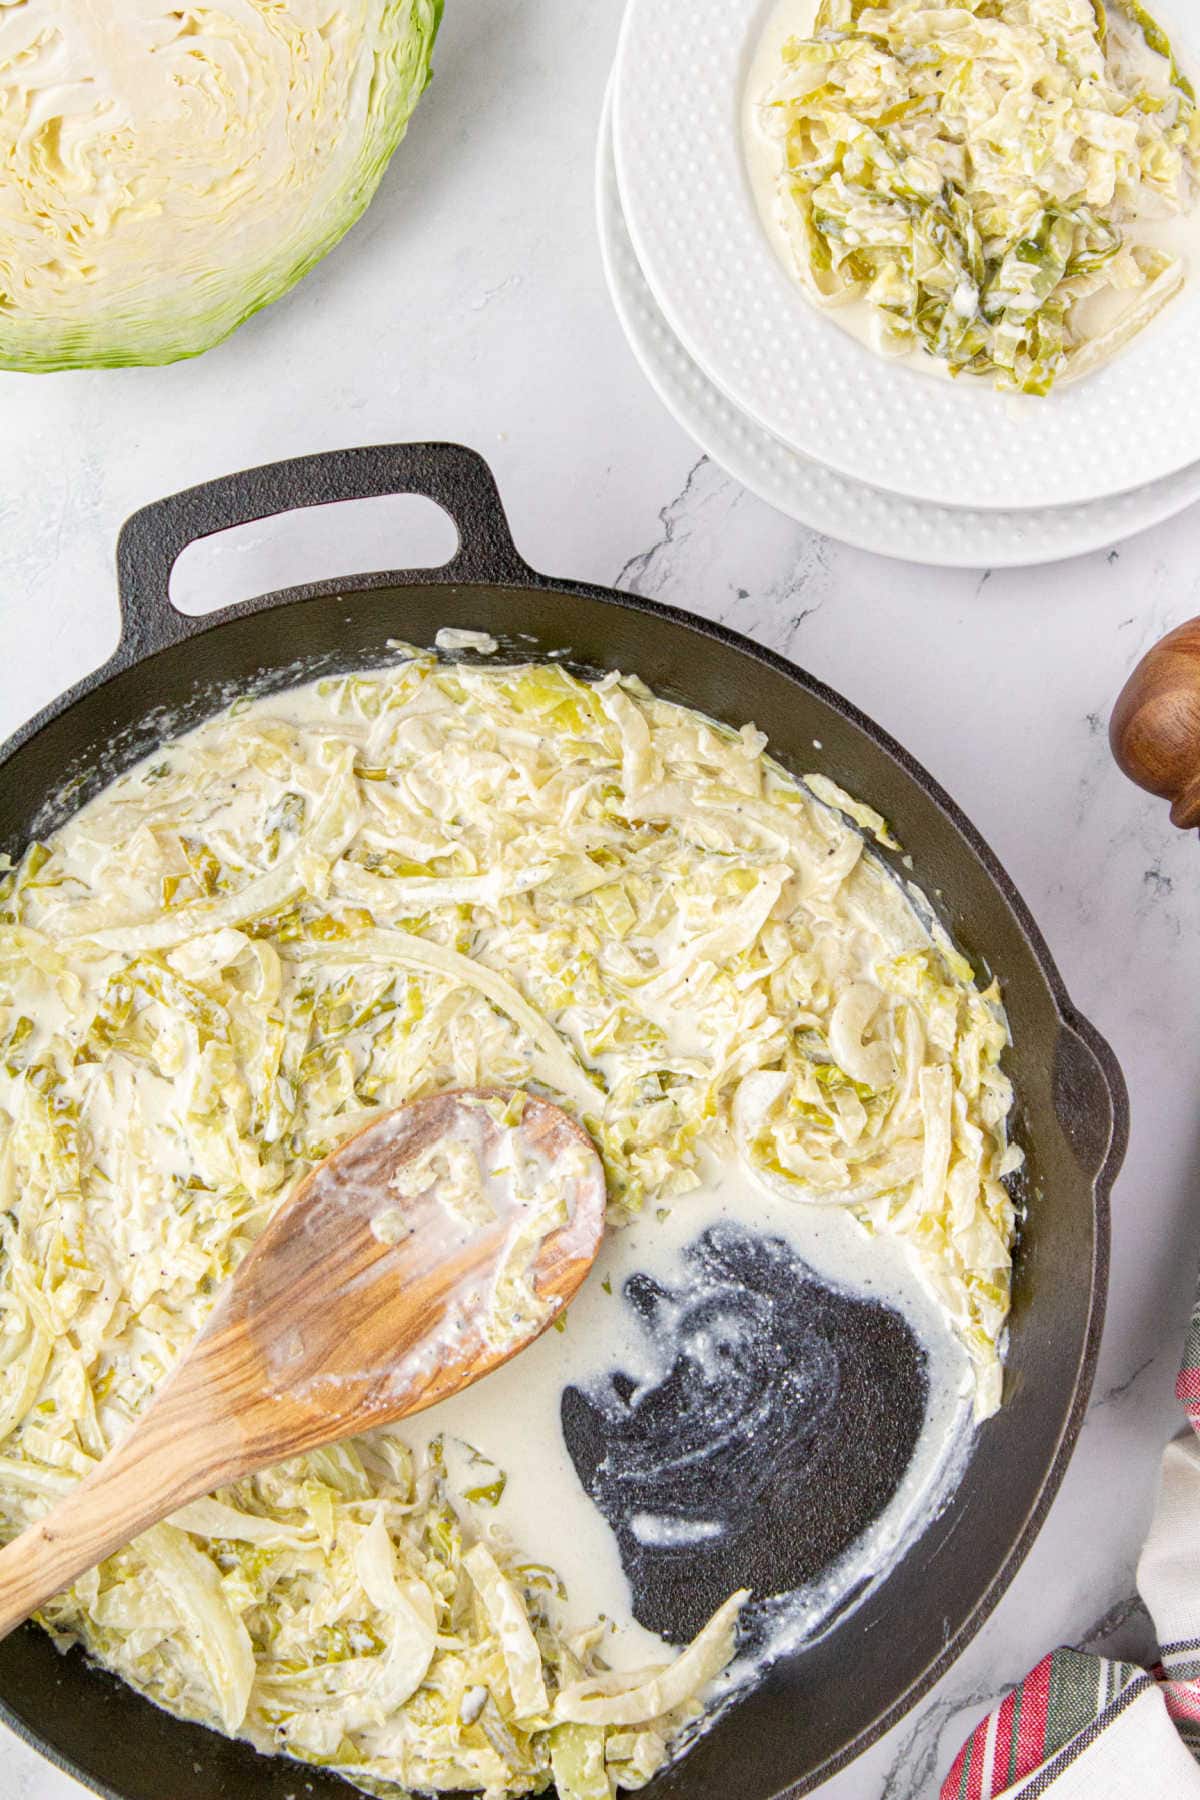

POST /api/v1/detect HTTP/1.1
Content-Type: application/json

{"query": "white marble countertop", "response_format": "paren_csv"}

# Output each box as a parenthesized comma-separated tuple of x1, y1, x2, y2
(4, 3, 1200, 1796)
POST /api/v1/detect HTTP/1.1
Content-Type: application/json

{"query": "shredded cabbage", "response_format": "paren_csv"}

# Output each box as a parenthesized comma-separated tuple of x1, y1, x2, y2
(552, 1593, 747, 1728)
(464, 1543, 550, 1721)
(0, 651, 1018, 1792)
(758, 0, 1200, 391)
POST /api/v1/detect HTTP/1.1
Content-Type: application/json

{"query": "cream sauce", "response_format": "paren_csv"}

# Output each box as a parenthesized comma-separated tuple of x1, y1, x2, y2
(400, 1147, 971, 1677)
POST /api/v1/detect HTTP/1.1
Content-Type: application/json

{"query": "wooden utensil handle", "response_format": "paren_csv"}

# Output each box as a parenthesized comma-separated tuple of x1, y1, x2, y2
(1110, 617, 1200, 829)
(0, 1361, 239, 1640)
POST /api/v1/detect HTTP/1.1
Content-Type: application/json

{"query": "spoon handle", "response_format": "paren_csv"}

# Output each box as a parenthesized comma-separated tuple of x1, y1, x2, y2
(0, 1353, 238, 1640)
(1111, 617, 1200, 828)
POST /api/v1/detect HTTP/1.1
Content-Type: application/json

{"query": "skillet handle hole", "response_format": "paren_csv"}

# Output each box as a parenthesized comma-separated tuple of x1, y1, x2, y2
(168, 495, 460, 618)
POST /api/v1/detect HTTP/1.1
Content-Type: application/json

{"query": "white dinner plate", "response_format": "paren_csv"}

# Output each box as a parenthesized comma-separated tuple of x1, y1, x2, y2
(598, 85, 1200, 567)
(612, 0, 1200, 512)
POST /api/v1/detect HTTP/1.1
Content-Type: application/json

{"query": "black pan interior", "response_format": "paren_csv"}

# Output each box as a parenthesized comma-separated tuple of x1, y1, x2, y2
(0, 574, 1122, 1800)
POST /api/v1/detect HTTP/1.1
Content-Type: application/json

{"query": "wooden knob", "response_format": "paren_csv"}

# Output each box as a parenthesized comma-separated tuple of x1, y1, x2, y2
(1110, 617, 1200, 830)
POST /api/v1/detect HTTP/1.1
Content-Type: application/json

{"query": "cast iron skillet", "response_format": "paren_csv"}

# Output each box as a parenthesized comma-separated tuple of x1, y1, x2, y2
(0, 443, 1127, 1800)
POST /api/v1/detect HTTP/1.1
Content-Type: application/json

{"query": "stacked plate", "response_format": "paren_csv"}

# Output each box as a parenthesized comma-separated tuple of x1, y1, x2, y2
(600, 0, 1200, 567)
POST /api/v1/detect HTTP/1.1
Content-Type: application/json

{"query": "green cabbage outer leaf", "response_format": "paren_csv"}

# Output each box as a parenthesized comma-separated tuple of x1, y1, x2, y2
(0, 0, 442, 371)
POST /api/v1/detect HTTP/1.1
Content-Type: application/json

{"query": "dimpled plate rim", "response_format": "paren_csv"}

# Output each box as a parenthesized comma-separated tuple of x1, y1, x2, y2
(612, 0, 1200, 512)
(597, 84, 1200, 567)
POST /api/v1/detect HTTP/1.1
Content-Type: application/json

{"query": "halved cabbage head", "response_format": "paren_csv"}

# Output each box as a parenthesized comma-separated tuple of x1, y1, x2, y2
(0, 0, 442, 370)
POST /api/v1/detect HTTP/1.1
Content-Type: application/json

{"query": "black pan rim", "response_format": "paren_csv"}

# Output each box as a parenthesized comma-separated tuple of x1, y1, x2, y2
(0, 462, 1128, 1800)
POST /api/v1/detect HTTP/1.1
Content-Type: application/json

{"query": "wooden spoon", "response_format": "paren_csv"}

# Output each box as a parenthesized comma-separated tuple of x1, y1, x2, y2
(1111, 616, 1200, 828)
(0, 1087, 605, 1640)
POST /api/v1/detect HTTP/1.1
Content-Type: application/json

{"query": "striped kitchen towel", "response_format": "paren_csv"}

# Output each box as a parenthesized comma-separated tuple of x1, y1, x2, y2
(940, 1299, 1200, 1798)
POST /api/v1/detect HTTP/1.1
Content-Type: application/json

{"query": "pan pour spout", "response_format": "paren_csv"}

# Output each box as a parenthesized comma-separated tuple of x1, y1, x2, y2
(561, 1221, 928, 1644)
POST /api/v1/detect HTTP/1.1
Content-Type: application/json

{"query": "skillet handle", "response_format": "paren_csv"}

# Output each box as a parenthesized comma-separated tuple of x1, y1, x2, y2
(114, 442, 534, 661)
(1052, 1010, 1128, 1187)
